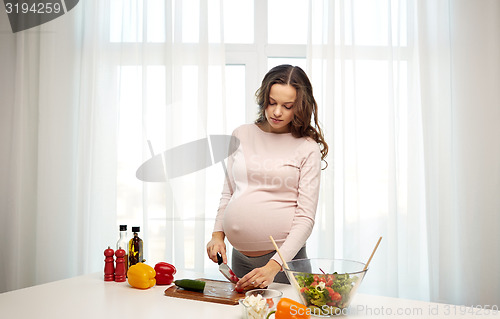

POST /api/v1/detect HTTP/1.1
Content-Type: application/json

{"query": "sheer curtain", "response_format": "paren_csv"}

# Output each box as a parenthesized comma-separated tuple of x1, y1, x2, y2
(0, 1, 118, 292)
(0, 0, 230, 292)
(1, 0, 499, 307)
(306, 0, 500, 305)
(417, 0, 500, 306)
(306, 0, 430, 301)
(81, 0, 233, 277)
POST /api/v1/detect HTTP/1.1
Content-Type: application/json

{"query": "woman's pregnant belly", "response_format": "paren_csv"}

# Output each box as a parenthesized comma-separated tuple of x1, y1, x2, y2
(223, 191, 296, 252)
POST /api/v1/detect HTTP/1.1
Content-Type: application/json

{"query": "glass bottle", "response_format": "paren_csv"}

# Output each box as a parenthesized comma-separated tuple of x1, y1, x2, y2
(128, 226, 143, 267)
(116, 225, 128, 273)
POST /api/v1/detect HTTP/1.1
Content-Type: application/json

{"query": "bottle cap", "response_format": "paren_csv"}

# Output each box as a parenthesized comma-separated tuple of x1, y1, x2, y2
(132, 226, 140, 232)
(119, 225, 127, 231)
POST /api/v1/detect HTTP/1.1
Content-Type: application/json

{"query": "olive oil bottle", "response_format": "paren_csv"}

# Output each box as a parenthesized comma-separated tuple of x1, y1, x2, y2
(128, 226, 143, 267)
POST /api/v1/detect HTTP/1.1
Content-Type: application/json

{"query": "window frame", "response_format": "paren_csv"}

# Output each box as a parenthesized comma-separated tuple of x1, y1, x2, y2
(107, 0, 413, 270)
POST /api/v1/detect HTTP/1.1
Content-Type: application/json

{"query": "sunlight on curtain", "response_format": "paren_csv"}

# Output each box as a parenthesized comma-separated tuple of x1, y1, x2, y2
(107, 0, 241, 277)
(416, 0, 500, 306)
(306, 0, 430, 301)
(268, 0, 307, 44)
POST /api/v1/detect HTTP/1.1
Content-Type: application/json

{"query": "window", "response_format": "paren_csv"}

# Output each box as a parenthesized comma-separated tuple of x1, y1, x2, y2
(268, 0, 308, 44)
(108, 0, 410, 275)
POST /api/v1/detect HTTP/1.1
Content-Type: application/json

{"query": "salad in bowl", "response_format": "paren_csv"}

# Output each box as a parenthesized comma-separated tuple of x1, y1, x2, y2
(283, 258, 367, 317)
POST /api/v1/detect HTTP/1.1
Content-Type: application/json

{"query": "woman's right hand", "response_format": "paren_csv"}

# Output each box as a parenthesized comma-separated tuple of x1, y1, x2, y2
(206, 231, 227, 264)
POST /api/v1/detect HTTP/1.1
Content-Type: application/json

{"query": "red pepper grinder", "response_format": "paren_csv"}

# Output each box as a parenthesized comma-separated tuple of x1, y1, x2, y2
(114, 248, 127, 282)
(104, 246, 115, 281)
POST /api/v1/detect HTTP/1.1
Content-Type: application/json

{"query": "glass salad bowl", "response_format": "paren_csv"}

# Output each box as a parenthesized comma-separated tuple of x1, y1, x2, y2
(283, 258, 367, 317)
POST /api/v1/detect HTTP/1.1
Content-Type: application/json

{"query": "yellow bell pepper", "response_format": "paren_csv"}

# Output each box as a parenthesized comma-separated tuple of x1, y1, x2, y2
(127, 263, 156, 289)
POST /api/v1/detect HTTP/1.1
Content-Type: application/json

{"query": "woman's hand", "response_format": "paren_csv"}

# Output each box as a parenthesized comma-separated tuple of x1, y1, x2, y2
(235, 259, 281, 291)
(206, 231, 227, 263)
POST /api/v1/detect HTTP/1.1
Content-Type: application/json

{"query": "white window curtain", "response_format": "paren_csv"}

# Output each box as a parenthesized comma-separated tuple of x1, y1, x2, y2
(415, 0, 500, 306)
(306, 0, 500, 305)
(82, 0, 233, 275)
(306, 0, 431, 301)
(1, 0, 499, 307)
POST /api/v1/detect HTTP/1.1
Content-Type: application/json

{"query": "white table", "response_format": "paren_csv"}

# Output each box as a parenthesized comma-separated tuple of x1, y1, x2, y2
(0, 271, 498, 318)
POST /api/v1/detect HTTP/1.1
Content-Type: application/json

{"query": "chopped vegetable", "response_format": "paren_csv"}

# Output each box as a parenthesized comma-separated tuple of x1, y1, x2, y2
(229, 268, 239, 283)
(242, 294, 269, 319)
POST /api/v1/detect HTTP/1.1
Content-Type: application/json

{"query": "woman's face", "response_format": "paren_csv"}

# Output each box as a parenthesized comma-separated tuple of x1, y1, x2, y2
(264, 84, 296, 133)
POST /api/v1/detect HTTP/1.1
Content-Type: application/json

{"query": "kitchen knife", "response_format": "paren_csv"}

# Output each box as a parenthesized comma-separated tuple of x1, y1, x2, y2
(217, 253, 239, 284)
(172, 278, 244, 298)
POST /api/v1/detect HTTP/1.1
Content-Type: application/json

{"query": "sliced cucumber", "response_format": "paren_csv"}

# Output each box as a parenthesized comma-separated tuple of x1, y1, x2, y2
(174, 279, 206, 292)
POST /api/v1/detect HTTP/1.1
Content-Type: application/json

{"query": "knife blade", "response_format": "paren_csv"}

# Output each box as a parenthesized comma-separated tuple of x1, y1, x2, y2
(172, 278, 243, 298)
(217, 252, 239, 284)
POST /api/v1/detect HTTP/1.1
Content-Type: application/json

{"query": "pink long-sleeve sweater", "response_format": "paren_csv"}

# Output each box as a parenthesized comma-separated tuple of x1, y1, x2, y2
(213, 123, 321, 265)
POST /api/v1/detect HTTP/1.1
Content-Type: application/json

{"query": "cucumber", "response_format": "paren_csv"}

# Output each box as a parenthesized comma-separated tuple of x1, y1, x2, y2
(174, 279, 206, 292)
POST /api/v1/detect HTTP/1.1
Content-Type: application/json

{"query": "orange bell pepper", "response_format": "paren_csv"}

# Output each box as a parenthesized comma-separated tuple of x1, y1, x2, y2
(127, 263, 156, 289)
(266, 298, 311, 319)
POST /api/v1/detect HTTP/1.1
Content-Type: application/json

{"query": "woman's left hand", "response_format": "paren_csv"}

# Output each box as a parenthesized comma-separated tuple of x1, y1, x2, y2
(235, 259, 282, 291)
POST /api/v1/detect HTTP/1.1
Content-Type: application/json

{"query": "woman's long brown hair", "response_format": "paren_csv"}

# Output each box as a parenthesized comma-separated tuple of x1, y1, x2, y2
(255, 64, 328, 168)
(255, 64, 329, 168)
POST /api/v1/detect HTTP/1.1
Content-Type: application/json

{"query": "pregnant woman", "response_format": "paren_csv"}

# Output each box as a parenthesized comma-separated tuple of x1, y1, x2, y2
(206, 64, 328, 291)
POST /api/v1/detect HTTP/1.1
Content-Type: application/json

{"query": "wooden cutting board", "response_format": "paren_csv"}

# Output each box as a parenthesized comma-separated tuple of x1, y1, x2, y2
(164, 278, 245, 305)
